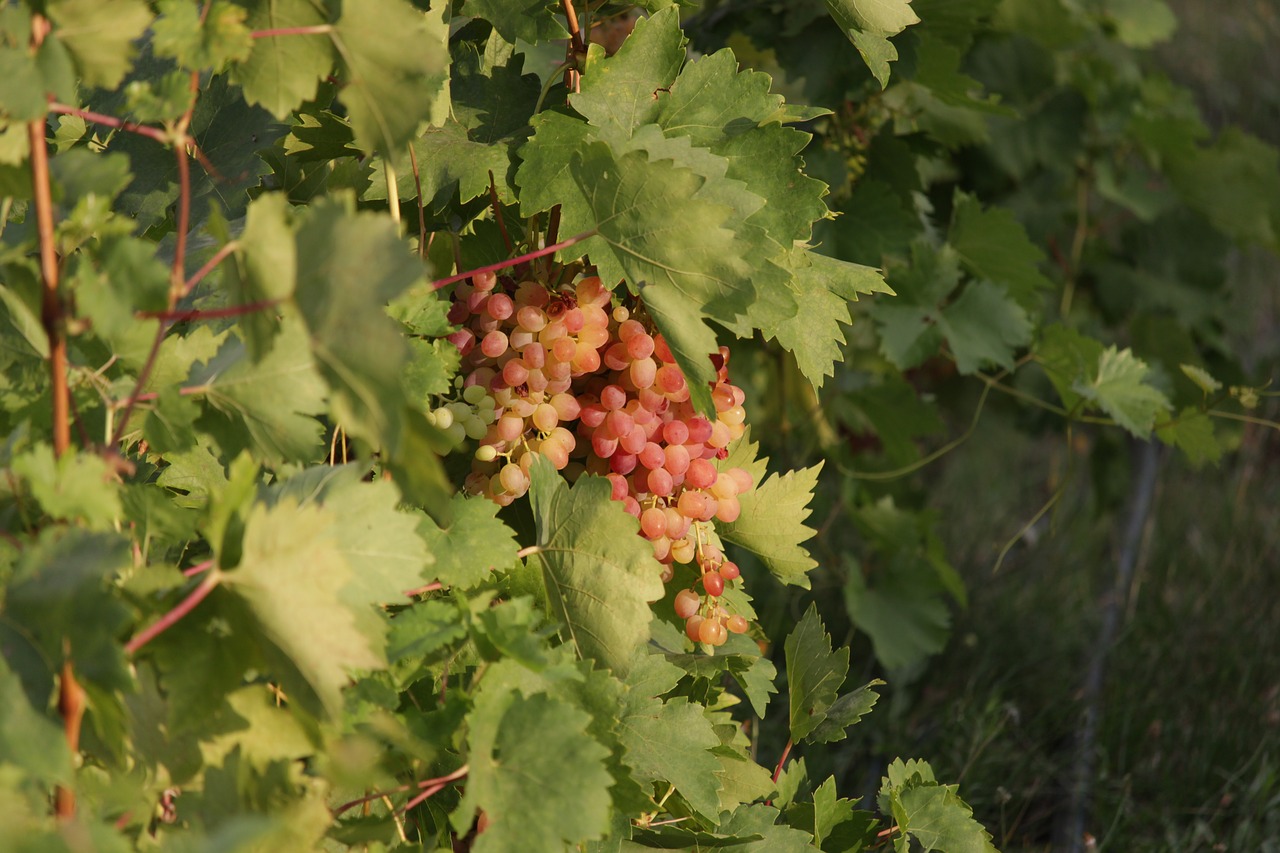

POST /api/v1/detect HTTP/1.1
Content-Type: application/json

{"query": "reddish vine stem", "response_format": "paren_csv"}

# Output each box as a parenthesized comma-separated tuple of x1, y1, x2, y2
(111, 76, 201, 447)
(403, 581, 443, 597)
(430, 229, 597, 291)
(138, 298, 281, 323)
(182, 559, 215, 578)
(561, 0, 586, 92)
(48, 102, 169, 145)
(770, 739, 793, 784)
(399, 765, 470, 815)
(332, 765, 470, 817)
(180, 240, 239, 299)
(31, 12, 80, 819)
(125, 573, 220, 656)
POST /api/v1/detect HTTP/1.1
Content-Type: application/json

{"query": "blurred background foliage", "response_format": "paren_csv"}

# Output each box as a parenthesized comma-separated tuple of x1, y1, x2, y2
(688, 0, 1280, 849)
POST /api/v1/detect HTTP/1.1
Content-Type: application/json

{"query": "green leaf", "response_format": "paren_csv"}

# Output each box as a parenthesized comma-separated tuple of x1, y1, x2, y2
(1166, 129, 1280, 250)
(937, 280, 1032, 374)
(808, 680, 884, 744)
(785, 605, 849, 742)
(1105, 0, 1177, 47)
(2, 529, 133, 695)
(1179, 363, 1222, 395)
(1036, 324, 1105, 411)
(716, 444, 822, 588)
(0, 656, 72, 784)
(223, 499, 385, 717)
(11, 444, 122, 530)
(188, 321, 328, 465)
(464, 693, 613, 852)
(294, 197, 425, 450)
(152, 0, 254, 71)
(825, 0, 921, 87)
(570, 8, 685, 138)
(879, 759, 997, 853)
(47, 0, 153, 89)
(772, 250, 892, 389)
(417, 493, 519, 590)
(332, 0, 450, 155)
(460, 0, 568, 45)
(1156, 408, 1222, 468)
(948, 192, 1053, 307)
(619, 695, 724, 819)
(271, 466, 434, 605)
(527, 457, 665, 677)
(230, 0, 334, 118)
(224, 192, 296, 360)
(1072, 346, 1172, 437)
(845, 554, 951, 672)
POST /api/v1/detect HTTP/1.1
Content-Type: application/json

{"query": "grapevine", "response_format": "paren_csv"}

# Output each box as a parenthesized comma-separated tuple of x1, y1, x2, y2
(443, 265, 755, 646)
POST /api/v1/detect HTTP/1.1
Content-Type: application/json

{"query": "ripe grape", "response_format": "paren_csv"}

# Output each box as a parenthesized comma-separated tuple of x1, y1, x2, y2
(445, 268, 759, 646)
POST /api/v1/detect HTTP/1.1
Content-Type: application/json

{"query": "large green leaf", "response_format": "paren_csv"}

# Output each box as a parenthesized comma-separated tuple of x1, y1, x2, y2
(879, 759, 997, 853)
(619, 694, 723, 819)
(332, 0, 450, 155)
(824, 0, 921, 86)
(294, 197, 425, 450)
(417, 493, 519, 590)
(231, 0, 334, 118)
(464, 693, 613, 852)
(223, 499, 385, 717)
(47, 0, 152, 89)
(526, 457, 665, 677)
(784, 605, 849, 742)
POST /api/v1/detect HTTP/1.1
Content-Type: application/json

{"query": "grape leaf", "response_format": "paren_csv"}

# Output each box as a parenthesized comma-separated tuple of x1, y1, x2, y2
(845, 553, 952, 672)
(332, 0, 450, 155)
(948, 192, 1053, 307)
(464, 693, 613, 852)
(619, 695, 723, 819)
(570, 8, 684, 138)
(1071, 346, 1172, 437)
(189, 321, 328, 465)
(152, 0, 254, 71)
(224, 192, 296, 360)
(824, 0, 921, 87)
(808, 680, 884, 743)
(294, 197, 425, 451)
(0, 657, 71, 784)
(46, 0, 152, 89)
(460, 0, 567, 45)
(2, 529, 133, 695)
(271, 466, 435, 605)
(784, 605, 849, 742)
(772, 250, 893, 389)
(223, 499, 385, 717)
(1036, 323, 1105, 411)
(417, 493, 519, 590)
(526, 457, 665, 677)
(231, 0, 334, 118)
(879, 759, 997, 853)
(716, 451, 822, 588)
(11, 444, 122, 530)
(936, 280, 1032, 374)
(1156, 407, 1222, 467)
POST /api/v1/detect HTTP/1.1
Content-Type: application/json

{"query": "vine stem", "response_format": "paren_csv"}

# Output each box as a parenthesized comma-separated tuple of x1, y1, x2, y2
(402, 581, 443, 597)
(111, 75, 205, 447)
(429, 229, 597, 291)
(125, 573, 221, 656)
(332, 765, 470, 817)
(770, 739, 793, 784)
(47, 102, 169, 145)
(30, 12, 80, 820)
(560, 0, 586, 91)
(515, 545, 542, 559)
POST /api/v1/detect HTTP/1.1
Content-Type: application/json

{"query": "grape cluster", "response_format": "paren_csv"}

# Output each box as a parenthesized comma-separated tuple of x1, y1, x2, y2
(445, 268, 755, 646)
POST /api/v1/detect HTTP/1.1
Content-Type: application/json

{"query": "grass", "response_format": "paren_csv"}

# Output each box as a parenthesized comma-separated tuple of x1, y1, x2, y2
(875, 407, 1280, 851)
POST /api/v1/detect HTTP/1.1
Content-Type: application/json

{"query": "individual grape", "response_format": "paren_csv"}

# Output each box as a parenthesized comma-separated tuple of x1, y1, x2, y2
(480, 330, 508, 358)
(625, 332, 655, 360)
(638, 442, 665, 470)
(719, 560, 741, 580)
(486, 293, 514, 320)
(496, 414, 523, 442)
(698, 617, 727, 646)
(646, 467, 674, 497)
(686, 458, 717, 490)
(463, 384, 489, 405)
(629, 357, 657, 389)
(472, 270, 497, 291)
(541, 435, 570, 469)
(715, 496, 741, 523)
(475, 445, 498, 462)
(726, 614, 750, 634)
(671, 536, 696, 564)
(673, 588, 700, 619)
(702, 571, 725, 597)
(531, 403, 558, 432)
(498, 463, 528, 496)
(640, 506, 667, 539)
(685, 615, 705, 642)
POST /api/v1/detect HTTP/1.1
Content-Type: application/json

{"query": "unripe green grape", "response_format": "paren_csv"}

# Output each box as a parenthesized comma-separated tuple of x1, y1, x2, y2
(475, 445, 498, 463)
